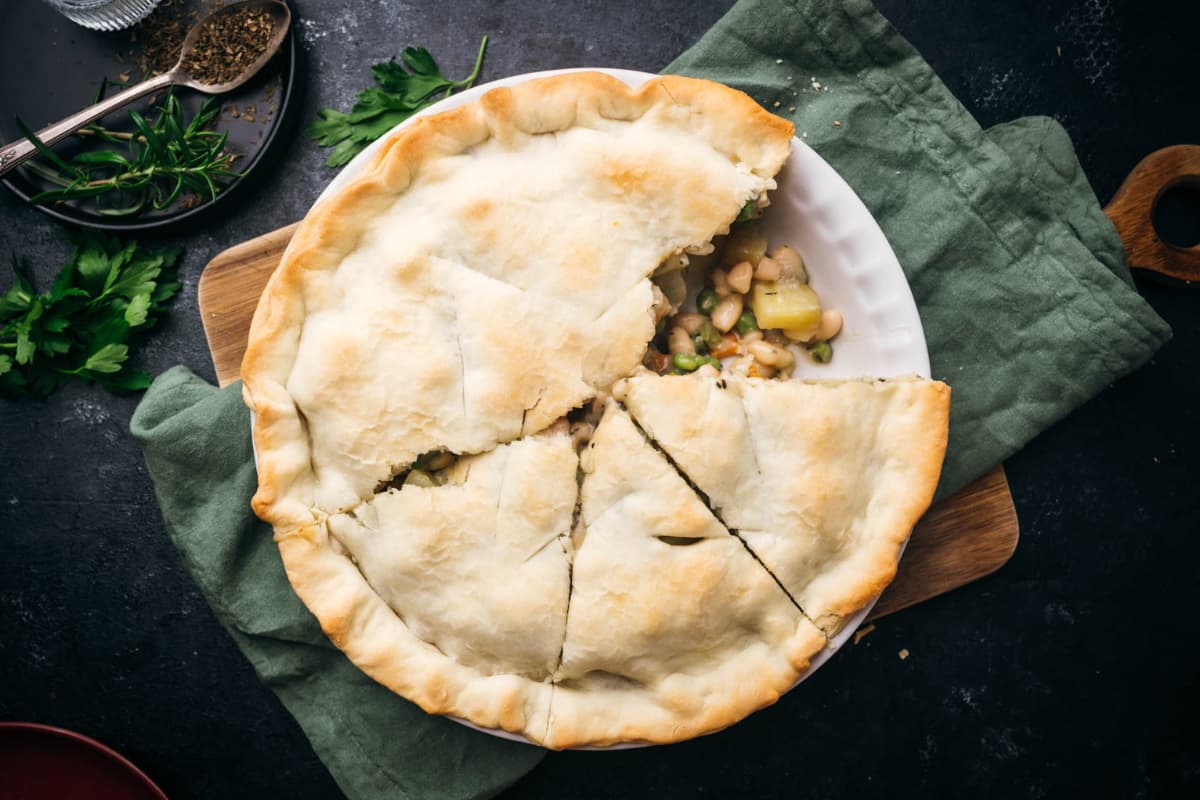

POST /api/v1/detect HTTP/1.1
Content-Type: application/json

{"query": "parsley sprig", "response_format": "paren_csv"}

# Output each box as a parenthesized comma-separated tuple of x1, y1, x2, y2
(0, 234, 181, 399)
(18, 92, 240, 217)
(306, 36, 489, 167)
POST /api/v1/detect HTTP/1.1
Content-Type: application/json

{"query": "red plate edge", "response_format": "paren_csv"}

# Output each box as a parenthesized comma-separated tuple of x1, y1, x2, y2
(0, 722, 168, 800)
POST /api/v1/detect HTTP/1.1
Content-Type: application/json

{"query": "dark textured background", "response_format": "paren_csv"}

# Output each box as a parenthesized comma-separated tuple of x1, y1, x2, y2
(1, 0, 1197, 797)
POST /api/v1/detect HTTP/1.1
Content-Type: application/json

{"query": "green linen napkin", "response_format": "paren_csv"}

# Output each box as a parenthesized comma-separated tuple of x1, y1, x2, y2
(130, 367, 544, 800)
(132, 0, 1171, 797)
(666, 0, 1170, 496)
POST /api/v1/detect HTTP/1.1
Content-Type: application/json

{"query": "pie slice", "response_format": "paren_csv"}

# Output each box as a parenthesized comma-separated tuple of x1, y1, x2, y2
(274, 426, 577, 738)
(242, 72, 794, 530)
(615, 372, 951, 634)
(270, 257, 653, 517)
(545, 401, 827, 748)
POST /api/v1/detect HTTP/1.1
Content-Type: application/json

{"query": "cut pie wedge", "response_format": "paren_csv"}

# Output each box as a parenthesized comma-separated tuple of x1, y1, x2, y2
(615, 372, 951, 634)
(545, 402, 827, 749)
(275, 427, 577, 737)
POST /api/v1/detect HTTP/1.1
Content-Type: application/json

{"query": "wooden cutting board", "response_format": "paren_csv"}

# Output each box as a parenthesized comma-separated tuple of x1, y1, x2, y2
(198, 223, 1019, 621)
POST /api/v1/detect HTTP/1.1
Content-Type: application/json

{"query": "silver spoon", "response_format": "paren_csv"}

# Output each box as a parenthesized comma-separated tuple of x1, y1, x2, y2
(0, 0, 291, 177)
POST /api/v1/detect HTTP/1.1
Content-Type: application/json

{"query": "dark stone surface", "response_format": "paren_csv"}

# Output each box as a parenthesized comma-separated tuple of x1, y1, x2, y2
(1, 0, 1196, 797)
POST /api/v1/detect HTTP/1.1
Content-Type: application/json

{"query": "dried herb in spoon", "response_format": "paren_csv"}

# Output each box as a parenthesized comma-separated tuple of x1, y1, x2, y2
(181, 5, 276, 86)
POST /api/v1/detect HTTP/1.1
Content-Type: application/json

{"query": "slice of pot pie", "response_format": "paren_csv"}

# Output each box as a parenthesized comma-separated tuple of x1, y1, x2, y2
(547, 401, 826, 748)
(277, 426, 577, 736)
(615, 372, 951, 634)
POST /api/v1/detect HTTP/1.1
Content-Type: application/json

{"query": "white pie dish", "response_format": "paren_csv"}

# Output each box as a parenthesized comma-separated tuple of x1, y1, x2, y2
(285, 68, 930, 748)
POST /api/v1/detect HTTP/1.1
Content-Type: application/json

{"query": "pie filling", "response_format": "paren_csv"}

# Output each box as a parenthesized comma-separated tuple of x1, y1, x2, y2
(646, 208, 844, 379)
(374, 450, 461, 492)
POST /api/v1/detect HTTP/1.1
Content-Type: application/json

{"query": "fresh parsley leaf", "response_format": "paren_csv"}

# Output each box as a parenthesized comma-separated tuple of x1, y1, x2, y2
(306, 109, 353, 146)
(124, 293, 151, 327)
(75, 242, 112, 293)
(0, 233, 181, 400)
(15, 325, 35, 365)
(400, 47, 441, 78)
(97, 368, 152, 393)
(307, 36, 489, 168)
(0, 259, 34, 317)
(80, 342, 128, 374)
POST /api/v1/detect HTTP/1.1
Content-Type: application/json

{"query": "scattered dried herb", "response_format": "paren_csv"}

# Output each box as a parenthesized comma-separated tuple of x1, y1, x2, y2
(126, 0, 190, 77)
(307, 37, 489, 167)
(0, 233, 181, 399)
(181, 4, 275, 86)
(17, 90, 240, 216)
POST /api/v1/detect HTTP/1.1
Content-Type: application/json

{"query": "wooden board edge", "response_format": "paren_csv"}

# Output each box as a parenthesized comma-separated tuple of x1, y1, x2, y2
(868, 466, 1019, 621)
(198, 223, 299, 388)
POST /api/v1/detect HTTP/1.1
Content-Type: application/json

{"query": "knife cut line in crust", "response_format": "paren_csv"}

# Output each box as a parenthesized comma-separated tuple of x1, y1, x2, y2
(617, 399, 828, 638)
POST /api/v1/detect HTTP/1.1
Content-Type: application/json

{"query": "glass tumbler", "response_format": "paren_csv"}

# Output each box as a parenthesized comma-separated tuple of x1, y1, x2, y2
(39, 0, 163, 31)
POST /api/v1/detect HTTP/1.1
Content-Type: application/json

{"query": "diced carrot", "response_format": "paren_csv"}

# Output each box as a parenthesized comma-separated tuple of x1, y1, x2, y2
(711, 334, 740, 359)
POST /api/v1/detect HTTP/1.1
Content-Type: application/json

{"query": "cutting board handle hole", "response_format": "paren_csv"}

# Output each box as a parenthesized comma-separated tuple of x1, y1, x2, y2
(1153, 180, 1200, 249)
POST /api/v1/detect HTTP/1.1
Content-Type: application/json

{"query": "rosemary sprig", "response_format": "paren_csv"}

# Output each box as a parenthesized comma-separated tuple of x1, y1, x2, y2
(17, 93, 241, 217)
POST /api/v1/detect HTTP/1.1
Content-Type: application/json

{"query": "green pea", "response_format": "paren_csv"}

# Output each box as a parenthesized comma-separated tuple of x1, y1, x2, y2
(735, 198, 760, 222)
(696, 288, 719, 315)
(735, 310, 759, 334)
(698, 319, 722, 350)
(809, 342, 833, 364)
(672, 353, 700, 372)
(692, 334, 710, 355)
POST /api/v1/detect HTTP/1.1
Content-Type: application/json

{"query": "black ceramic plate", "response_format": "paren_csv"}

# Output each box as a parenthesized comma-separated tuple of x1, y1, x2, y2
(0, 0, 299, 232)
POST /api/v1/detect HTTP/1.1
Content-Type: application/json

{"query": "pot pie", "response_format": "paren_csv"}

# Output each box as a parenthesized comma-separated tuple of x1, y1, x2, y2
(242, 72, 951, 749)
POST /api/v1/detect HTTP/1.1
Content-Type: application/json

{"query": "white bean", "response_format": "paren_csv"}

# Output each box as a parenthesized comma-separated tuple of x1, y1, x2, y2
(816, 309, 843, 341)
(712, 268, 731, 297)
(747, 340, 794, 368)
(769, 245, 807, 282)
(710, 294, 744, 333)
(674, 312, 706, 335)
(728, 261, 754, 294)
(650, 283, 671, 321)
(668, 326, 695, 355)
(754, 255, 782, 282)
